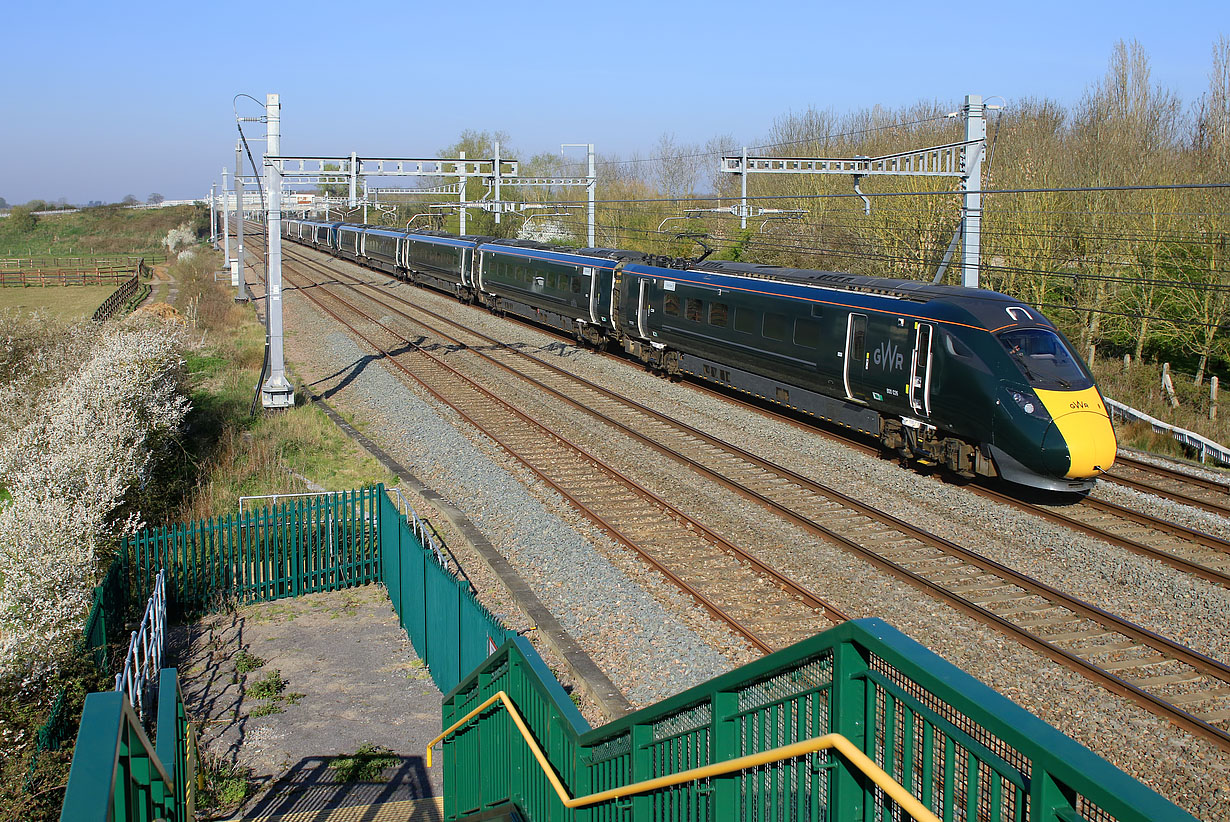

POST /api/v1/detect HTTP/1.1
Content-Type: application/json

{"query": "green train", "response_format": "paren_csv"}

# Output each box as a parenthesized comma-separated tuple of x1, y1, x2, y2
(283, 218, 1117, 492)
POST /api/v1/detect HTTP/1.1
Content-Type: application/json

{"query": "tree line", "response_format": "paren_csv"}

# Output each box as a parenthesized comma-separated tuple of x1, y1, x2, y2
(361, 38, 1230, 380)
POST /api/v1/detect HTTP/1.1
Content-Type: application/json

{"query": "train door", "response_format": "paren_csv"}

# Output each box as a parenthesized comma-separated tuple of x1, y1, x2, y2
(843, 313, 868, 400)
(636, 278, 651, 338)
(909, 323, 934, 417)
(585, 267, 599, 324)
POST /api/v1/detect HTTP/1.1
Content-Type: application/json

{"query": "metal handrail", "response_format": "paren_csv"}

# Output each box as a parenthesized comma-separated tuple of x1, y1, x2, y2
(426, 690, 940, 822)
(115, 570, 165, 723)
(1105, 396, 1230, 466)
(238, 489, 340, 514)
(388, 486, 458, 574)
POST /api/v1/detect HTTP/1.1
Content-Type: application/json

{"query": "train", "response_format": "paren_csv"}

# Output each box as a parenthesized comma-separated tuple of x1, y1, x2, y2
(279, 216, 1118, 493)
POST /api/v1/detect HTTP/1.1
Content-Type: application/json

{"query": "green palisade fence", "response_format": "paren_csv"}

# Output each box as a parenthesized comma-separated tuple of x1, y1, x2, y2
(440, 620, 1196, 822)
(62, 484, 514, 819)
(380, 489, 516, 694)
(61, 486, 1196, 821)
(123, 487, 382, 614)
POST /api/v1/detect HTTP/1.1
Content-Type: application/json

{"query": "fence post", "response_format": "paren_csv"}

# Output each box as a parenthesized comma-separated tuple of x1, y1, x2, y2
(1211, 376, 1219, 422)
(1162, 363, 1179, 408)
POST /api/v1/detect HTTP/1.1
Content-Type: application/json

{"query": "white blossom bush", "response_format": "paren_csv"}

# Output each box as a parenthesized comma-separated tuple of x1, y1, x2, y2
(0, 323, 189, 685)
(0, 310, 101, 439)
(161, 223, 196, 254)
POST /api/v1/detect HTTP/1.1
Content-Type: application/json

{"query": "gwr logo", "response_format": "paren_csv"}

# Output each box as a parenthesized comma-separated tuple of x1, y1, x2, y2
(1069, 400, 1090, 409)
(874, 341, 904, 372)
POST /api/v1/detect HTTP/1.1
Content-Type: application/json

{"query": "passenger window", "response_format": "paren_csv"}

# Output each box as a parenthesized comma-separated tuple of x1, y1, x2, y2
(686, 298, 704, 322)
(734, 307, 756, 334)
(571, 276, 582, 294)
(664, 293, 680, 316)
(794, 319, 820, 349)
(709, 302, 728, 327)
(763, 312, 788, 341)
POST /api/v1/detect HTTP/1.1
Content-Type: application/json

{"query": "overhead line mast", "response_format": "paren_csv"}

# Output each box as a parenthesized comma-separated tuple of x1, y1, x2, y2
(722, 93, 993, 287)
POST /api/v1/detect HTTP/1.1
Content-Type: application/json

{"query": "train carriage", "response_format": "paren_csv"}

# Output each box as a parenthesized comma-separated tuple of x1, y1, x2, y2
(359, 226, 405, 274)
(477, 242, 621, 345)
(277, 216, 1116, 492)
(336, 224, 364, 260)
(401, 232, 478, 294)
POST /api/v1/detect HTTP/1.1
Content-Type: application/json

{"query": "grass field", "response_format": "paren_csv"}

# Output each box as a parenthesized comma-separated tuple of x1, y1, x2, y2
(0, 204, 204, 258)
(0, 285, 116, 319)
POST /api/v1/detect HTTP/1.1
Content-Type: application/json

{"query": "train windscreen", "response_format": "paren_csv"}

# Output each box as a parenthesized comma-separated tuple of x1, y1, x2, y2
(996, 328, 1092, 390)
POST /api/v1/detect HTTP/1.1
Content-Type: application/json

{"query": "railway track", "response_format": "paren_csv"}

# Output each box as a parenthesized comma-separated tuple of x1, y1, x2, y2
(264, 238, 1230, 752)
(1103, 453, 1230, 517)
(272, 248, 847, 656)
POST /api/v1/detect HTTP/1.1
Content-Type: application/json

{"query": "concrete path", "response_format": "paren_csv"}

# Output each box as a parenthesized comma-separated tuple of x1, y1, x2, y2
(170, 586, 443, 821)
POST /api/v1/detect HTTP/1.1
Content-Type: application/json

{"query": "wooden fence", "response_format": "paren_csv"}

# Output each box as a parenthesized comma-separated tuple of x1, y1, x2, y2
(92, 273, 142, 322)
(0, 254, 163, 287)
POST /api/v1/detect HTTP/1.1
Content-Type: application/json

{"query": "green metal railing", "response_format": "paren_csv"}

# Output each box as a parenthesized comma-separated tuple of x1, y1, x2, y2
(437, 620, 1196, 822)
(62, 484, 514, 816)
(60, 668, 197, 822)
(380, 487, 516, 694)
(62, 485, 1196, 821)
(124, 487, 382, 614)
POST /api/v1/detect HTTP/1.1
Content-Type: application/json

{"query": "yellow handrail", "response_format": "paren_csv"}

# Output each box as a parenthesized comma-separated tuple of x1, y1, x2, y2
(426, 690, 941, 822)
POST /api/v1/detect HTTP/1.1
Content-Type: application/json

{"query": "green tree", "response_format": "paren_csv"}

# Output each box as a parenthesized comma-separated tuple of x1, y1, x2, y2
(6, 206, 36, 233)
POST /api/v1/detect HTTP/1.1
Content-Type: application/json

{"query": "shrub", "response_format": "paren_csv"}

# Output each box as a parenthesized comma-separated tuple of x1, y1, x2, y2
(0, 322, 190, 685)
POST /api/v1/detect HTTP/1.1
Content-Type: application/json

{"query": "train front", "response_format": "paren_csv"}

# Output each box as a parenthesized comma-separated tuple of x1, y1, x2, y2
(989, 327, 1117, 492)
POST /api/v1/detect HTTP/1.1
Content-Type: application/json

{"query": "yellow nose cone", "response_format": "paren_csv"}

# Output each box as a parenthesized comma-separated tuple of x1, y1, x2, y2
(1035, 388, 1118, 478)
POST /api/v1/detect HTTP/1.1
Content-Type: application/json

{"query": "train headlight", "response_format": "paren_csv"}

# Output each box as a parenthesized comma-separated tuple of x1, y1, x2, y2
(1003, 386, 1051, 422)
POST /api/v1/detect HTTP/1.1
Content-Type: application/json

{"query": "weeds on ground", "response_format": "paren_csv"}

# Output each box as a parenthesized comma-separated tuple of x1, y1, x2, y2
(245, 669, 304, 717)
(198, 752, 255, 814)
(234, 650, 266, 675)
(330, 744, 398, 782)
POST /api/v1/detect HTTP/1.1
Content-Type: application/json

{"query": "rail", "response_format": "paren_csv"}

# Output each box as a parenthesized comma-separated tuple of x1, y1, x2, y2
(428, 689, 939, 821)
(1105, 396, 1230, 466)
(115, 570, 166, 724)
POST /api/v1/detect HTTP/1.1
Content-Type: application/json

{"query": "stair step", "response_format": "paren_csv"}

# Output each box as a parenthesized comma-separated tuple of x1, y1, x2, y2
(239, 796, 443, 822)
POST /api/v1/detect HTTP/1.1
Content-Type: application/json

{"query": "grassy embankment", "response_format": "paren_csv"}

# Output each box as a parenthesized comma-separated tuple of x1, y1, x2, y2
(1091, 357, 1230, 466)
(0, 206, 203, 320)
(0, 205, 198, 258)
(167, 245, 395, 522)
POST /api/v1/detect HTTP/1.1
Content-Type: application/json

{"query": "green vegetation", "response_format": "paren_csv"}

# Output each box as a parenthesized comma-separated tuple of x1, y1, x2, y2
(0, 203, 206, 258)
(330, 744, 398, 782)
(245, 669, 303, 717)
(0, 285, 116, 320)
(234, 650, 266, 674)
(198, 754, 254, 813)
(157, 247, 393, 524)
(0, 654, 111, 822)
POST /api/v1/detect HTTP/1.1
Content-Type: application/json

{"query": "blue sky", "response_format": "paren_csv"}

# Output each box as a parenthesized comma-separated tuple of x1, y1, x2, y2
(1, 0, 1224, 205)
